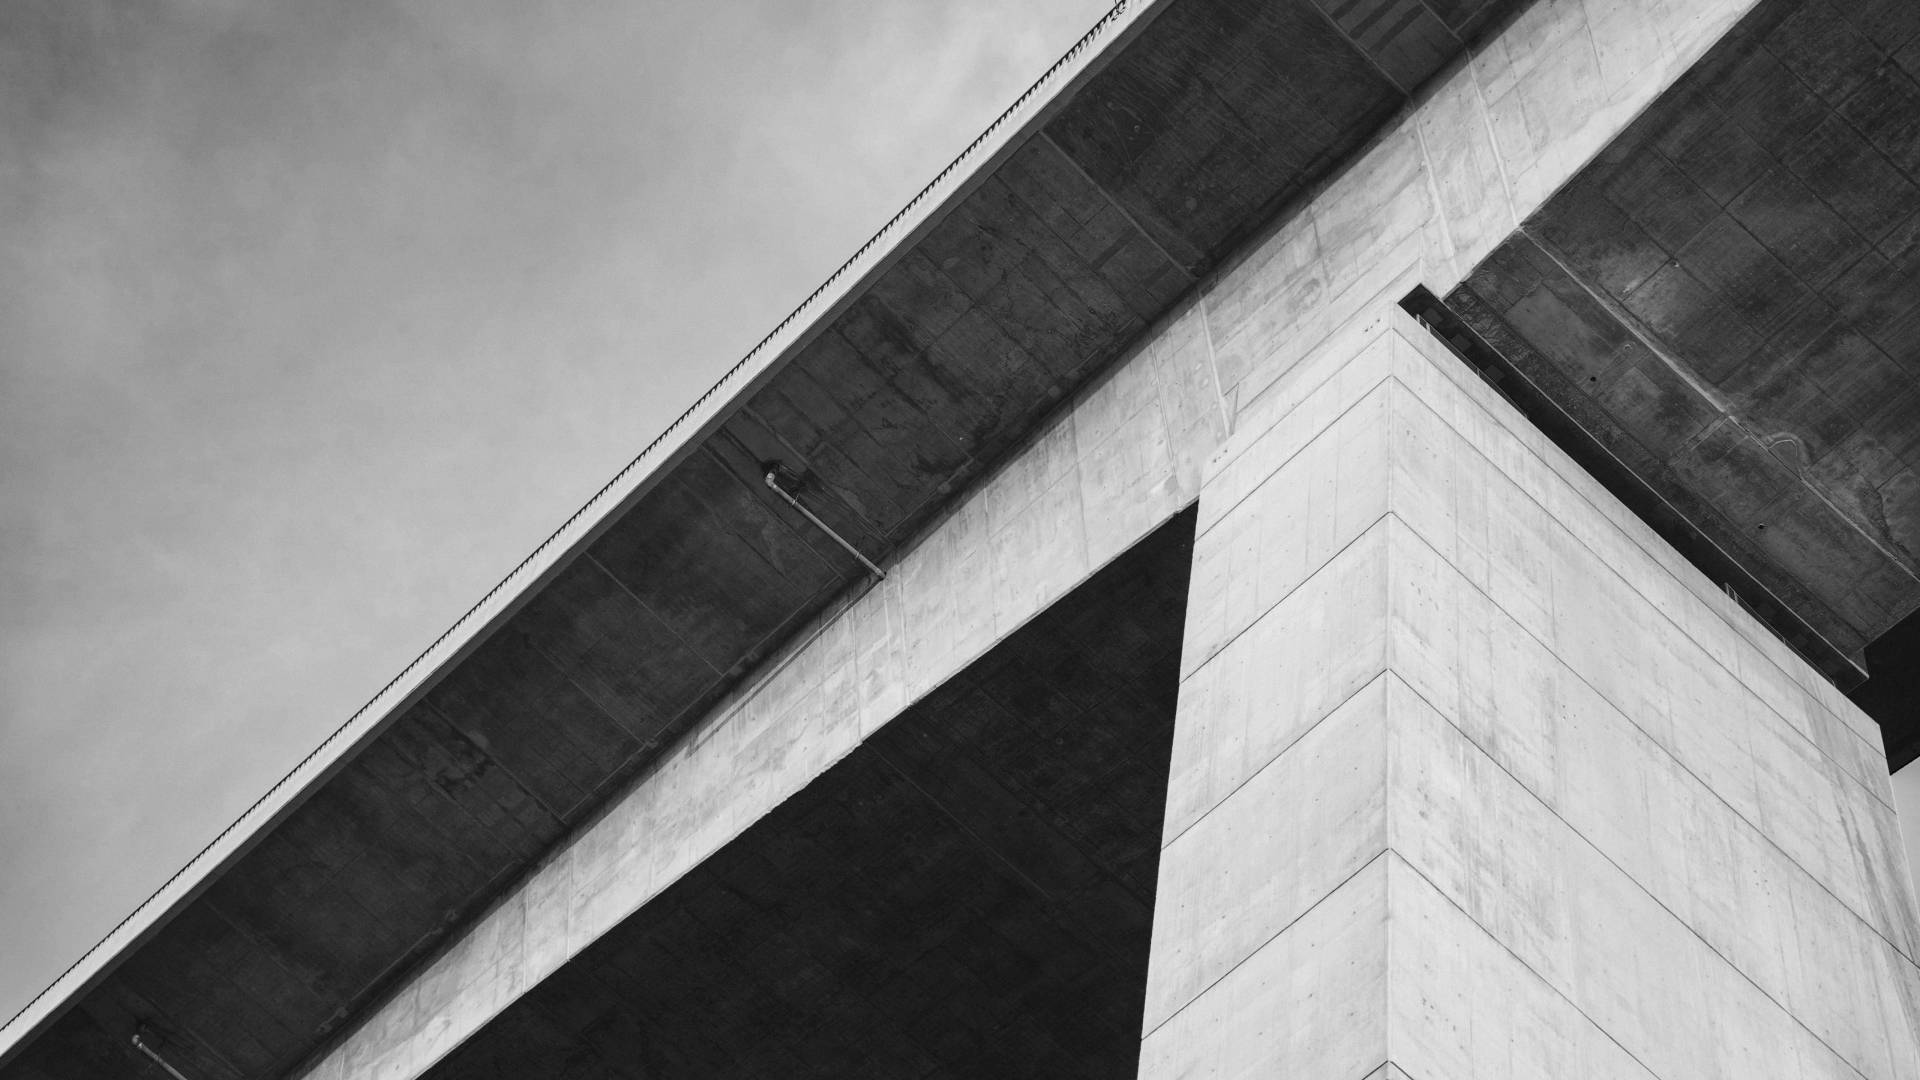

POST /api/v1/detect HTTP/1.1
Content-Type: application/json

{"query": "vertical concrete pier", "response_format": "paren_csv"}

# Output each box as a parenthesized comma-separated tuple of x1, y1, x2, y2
(1145, 311, 1919, 1079)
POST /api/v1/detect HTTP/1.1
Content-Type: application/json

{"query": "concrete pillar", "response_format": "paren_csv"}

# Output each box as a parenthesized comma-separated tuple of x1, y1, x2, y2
(1140, 309, 1920, 1080)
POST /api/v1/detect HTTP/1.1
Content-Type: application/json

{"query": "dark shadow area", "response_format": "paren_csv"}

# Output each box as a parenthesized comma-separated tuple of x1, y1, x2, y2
(421, 508, 1196, 1079)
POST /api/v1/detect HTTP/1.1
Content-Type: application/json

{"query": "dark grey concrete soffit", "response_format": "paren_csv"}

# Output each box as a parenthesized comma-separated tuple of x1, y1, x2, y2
(1445, 0, 1920, 761)
(0, 1, 1526, 1077)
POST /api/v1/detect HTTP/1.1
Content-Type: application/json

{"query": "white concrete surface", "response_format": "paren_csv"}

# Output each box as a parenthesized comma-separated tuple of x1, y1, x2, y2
(1900, 766, 1920, 923)
(1145, 310, 1920, 1080)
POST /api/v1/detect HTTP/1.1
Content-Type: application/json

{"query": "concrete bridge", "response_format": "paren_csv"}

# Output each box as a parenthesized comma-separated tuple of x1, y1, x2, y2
(4, 0, 1919, 1076)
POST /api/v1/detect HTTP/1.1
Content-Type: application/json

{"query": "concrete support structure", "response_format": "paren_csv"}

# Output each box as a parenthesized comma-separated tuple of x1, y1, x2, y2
(9, 0, 1920, 1076)
(1147, 308, 1918, 1080)
(294, 0, 1919, 1074)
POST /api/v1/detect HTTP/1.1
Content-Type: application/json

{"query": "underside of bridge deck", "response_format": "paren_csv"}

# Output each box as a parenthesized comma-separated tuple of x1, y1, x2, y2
(1443, 0, 1920, 763)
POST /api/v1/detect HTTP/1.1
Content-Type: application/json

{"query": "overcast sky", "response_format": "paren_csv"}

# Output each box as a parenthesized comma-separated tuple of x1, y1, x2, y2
(0, 0, 1114, 1021)
(3, 0, 1918, 1033)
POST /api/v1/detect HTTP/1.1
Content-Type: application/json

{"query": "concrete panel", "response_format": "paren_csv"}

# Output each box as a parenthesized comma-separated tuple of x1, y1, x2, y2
(1145, 674, 1390, 1029)
(1137, 855, 1391, 1080)
(1380, 309, 1887, 757)
(1379, 344, 1914, 954)
(1181, 378, 1394, 675)
(1163, 520, 1392, 839)
(1378, 324, 1919, 1078)
(1388, 664, 1908, 1080)
(1384, 853, 1660, 1080)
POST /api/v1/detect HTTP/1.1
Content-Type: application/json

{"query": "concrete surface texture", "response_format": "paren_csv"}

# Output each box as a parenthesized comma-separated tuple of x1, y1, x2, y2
(1145, 306, 1919, 1080)
(10, 0, 1920, 1074)
(1454, 0, 1920, 687)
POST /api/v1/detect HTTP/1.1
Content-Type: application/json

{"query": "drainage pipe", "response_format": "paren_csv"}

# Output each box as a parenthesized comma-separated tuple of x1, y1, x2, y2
(762, 467, 886, 579)
(130, 1033, 193, 1080)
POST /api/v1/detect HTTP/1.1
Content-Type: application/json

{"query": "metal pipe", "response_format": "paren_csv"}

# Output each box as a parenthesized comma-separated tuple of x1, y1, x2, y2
(763, 468, 886, 579)
(131, 1033, 193, 1080)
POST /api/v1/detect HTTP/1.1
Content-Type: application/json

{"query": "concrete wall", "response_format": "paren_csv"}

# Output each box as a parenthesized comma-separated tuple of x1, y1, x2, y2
(299, 0, 1920, 1073)
(1144, 309, 1918, 1080)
